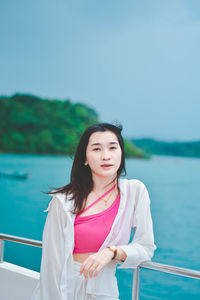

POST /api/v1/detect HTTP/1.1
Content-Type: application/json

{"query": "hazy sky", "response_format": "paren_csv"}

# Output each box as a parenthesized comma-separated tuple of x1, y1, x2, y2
(1, 0, 200, 141)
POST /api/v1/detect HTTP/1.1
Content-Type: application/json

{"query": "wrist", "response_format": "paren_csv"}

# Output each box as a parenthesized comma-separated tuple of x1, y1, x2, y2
(105, 248, 114, 259)
(115, 246, 127, 262)
(106, 245, 118, 260)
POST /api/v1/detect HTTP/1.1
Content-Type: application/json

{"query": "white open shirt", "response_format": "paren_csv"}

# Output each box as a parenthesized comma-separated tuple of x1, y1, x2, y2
(32, 179, 157, 300)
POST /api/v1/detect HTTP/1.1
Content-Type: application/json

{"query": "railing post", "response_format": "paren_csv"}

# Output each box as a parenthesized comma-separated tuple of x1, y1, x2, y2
(0, 239, 4, 262)
(132, 267, 140, 300)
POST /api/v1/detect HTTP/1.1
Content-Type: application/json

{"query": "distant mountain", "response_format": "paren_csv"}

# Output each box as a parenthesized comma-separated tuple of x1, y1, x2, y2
(131, 138, 200, 158)
(0, 93, 149, 158)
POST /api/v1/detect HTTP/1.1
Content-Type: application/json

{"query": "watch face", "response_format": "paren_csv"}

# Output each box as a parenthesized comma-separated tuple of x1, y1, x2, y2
(110, 246, 117, 251)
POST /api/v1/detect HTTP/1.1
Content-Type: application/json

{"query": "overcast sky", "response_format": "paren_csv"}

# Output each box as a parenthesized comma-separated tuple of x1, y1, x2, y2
(1, 0, 200, 141)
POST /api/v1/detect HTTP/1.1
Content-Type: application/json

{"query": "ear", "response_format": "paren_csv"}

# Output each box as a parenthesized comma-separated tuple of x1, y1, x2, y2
(84, 161, 88, 166)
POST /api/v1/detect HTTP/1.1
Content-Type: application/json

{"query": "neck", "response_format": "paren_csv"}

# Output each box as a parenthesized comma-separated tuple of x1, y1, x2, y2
(92, 174, 117, 194)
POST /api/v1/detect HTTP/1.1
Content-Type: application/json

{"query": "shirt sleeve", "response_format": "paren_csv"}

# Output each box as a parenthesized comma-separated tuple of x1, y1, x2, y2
(117, 184, 157, 269)
(39, 195, 67, 300)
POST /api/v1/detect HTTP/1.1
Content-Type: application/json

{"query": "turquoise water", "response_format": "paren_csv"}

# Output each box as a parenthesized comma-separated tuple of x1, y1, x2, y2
(0, 153, 200, 299)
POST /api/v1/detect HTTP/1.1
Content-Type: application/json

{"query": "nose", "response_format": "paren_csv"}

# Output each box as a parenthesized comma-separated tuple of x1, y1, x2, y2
(101, 149, 111, 160)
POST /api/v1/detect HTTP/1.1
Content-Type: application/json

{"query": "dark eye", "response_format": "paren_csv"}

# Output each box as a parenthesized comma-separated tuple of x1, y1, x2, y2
(93, 147, 101, 151)
(110, 146, 117, 150)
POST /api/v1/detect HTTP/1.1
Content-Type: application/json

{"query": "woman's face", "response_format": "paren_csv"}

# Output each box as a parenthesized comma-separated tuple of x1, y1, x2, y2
(85, 130, 122, 179)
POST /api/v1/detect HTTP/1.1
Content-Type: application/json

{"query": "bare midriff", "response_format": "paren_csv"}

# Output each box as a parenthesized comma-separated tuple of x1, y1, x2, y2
(73, 252, 95, 263)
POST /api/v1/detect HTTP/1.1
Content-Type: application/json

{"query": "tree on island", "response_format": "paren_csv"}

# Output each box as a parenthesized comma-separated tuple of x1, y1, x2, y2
(0, 93, 149, 158)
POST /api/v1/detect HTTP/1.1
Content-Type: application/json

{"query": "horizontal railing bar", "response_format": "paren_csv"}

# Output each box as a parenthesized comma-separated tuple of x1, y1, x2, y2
(140, 261, 200, 280)
(1, 233, 200, 280)
(0, 233, 42, 248)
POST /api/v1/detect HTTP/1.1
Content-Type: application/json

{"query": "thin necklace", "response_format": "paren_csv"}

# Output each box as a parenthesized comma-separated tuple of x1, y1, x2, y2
(93, 184, 117, 207)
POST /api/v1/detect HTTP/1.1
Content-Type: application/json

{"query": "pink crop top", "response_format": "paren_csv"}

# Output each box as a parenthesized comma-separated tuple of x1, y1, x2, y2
(73, 185, 120, 253)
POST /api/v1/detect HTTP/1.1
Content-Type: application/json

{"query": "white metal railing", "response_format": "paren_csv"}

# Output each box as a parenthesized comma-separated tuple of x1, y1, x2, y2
(1, 233, 200, 299)
(132, 261, 200, 300)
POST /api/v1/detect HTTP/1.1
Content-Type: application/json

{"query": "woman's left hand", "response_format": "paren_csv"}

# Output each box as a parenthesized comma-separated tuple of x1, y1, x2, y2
(80, 248, 114, 279)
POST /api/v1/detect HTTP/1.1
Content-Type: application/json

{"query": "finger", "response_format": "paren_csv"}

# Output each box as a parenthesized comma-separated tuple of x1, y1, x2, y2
(80, 256, 95, 275)
(80, 261, 89, 276)
(81, 261, 93, 279)
(83, 269, 88, 279)
(86, 261, 98, 279)
(80, 266, 88, 278)
(89, 264, 98, 278)
(80, 263, 86, 275)
(80, 259, 91, 274)
(93, 265, 103, 277)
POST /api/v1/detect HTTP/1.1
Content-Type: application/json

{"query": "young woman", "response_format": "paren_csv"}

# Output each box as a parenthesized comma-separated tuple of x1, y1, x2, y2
(32, 123, 156, 300)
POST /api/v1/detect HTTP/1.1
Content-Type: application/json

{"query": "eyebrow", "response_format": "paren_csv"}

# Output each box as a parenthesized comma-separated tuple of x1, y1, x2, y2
(90, 142, 119, 147)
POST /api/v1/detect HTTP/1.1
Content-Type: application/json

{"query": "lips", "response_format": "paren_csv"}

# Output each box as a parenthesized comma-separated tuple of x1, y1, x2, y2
(101, 164, 113, 167)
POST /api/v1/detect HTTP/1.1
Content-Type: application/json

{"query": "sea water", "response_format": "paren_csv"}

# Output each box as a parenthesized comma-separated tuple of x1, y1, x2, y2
(0, 153, 200, 299)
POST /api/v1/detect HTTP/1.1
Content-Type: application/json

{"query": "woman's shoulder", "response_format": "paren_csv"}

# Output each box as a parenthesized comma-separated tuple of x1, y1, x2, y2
(119, 178, 147, 191)
(119, 178, 150, 205)
(45, 190, 74, 212)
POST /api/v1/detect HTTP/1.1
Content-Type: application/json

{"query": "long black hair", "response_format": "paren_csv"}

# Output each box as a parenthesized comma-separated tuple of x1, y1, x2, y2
(49, 123, 126, 214)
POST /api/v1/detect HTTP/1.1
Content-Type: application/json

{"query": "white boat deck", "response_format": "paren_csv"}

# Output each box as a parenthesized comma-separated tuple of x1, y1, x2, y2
(0, 262, 39, 300)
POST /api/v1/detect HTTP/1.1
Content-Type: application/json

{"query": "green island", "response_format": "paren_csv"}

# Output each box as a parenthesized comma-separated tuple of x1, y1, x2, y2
(0, 94, 149, 159)
(131, 138, 200, 158)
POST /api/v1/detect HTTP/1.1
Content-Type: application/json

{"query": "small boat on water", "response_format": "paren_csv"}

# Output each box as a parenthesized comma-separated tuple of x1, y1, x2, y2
(0, 170, 30, 179)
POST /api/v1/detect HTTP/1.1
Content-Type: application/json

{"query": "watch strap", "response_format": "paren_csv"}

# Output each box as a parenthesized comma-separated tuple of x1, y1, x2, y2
(107, 246, 117, 260)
